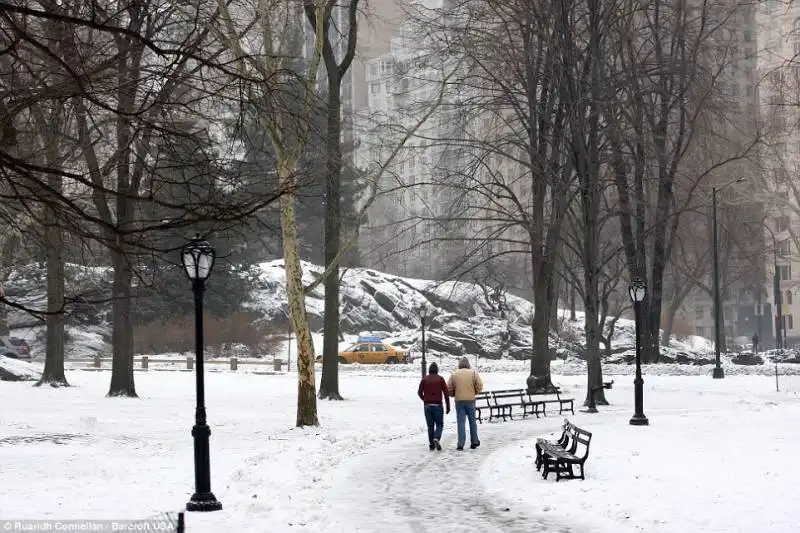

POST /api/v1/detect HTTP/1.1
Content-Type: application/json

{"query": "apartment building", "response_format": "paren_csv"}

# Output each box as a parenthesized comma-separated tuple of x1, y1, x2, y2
(678, 1, 766, 347)
(752, 0, 800, 347)
(354, 0, 540, 286)
(355, 17, 463, 278)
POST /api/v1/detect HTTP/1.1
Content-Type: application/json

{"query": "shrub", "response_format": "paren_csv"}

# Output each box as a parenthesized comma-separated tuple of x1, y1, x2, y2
(134, 311, 277, 356)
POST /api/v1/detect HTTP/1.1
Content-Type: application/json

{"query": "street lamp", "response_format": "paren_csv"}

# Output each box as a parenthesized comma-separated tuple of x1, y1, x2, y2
(765, 227, 783, 391)
(181, 234, 222, 512)
(711, 177, 746, 379)
(628, 277, 649, 426)
(417, 306, 429, 378)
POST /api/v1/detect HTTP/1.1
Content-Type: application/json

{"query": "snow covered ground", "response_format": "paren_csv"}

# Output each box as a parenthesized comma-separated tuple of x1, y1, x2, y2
(1, 362, 799, 533)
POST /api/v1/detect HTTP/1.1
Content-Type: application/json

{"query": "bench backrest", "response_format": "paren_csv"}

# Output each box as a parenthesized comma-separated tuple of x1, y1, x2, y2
(492, 390, 525, 403)
(565, 424, 592, 460)
(527, 386, 562, 399)
(476, 392, 493, 406)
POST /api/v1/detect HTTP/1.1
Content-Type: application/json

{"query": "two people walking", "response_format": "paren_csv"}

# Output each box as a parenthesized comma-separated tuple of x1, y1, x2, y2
(417, 357, 483, 451)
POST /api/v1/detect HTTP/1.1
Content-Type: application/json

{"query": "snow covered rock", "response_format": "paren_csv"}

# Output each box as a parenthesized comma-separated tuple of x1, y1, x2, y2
(252, 260, 535, 355)
(731, 352, 764, 366)
(0, 356, 40, 382)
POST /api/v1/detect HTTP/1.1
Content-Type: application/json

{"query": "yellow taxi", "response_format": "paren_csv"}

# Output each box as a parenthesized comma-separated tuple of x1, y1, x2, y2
(316, 336, 409, 364)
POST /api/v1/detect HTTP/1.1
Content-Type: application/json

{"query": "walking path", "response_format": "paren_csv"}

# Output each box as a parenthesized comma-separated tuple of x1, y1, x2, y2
(325, 417, 580, 533)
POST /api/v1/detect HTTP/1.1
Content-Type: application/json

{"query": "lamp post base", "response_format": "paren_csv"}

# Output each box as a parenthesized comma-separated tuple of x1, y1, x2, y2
(187, 492, 222, 512)
(712, 367, 725, 379)
(629, 414, 649, 426)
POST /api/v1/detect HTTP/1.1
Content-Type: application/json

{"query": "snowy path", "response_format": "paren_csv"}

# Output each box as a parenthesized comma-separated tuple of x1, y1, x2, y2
(326, 416, 580, 533)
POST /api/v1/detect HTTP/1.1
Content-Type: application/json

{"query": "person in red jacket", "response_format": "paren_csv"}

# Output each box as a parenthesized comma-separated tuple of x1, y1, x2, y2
(417, 362, 450, 450)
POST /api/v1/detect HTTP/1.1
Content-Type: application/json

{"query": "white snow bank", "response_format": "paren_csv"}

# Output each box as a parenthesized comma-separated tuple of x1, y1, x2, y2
(0, 355, 41, 381)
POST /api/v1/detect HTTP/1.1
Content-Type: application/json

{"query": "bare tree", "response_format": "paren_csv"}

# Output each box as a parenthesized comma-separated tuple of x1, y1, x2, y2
(304, 1, 359, 402)
(603, 0, 759, 362)
(0, 1, 285, 393)
(661, 213, 711, 346)
(403, 0, 573, 390)
(214, 0, 332, 425)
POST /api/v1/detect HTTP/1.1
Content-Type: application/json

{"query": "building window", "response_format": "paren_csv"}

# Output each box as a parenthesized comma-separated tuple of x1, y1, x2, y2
(780, 265, 792, 281)
(370, 83, 380, 95)
(776, 216, 790, 232)
(695, 305, 704, 320)
(786, 290, 793, 305)
(779, 239, 792, 257)
(784, 315, 794, 330)
(743, 29, 752, 42)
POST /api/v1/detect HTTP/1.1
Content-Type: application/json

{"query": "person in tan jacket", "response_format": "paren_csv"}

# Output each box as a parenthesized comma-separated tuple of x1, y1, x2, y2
(448, 357, 484, 450)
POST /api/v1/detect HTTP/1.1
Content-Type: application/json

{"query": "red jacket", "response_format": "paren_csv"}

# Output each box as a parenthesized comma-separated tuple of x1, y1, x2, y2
(418, 374, 450, 408)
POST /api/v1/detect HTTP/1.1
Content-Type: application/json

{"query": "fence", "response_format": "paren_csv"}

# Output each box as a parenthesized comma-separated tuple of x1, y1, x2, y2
(68, 354, 288, 372)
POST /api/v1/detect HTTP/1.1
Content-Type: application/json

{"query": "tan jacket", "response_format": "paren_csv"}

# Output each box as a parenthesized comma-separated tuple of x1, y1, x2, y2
(448, 368, 483, 401)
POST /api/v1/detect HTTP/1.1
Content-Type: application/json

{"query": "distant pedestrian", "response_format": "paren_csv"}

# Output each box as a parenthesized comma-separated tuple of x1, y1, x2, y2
(417, 362, 450, 451)
(752, 332, 760, 354)
(448, 357, 484, 450)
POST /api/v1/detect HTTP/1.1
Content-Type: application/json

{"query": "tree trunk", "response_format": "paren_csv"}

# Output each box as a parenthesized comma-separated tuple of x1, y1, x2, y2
(0, 101, 15, 338)
(107, 248, 136, 396)
(661, 304, 677, 347)
(37, 218, 68, 387)
(549, 246, 563, 332)
(35, 101, 68, 387)
(584, 306, 608, 407)
(528, 270, 554, 391)
(0, 286, 9, 336)
(318, 70, 344, 401)
(570, 286, 577, 321)
(279, 162, 319, 426)
(308, 0, 359, 402)
(646, 247, 669, 363)
(549, 276, 561, 332)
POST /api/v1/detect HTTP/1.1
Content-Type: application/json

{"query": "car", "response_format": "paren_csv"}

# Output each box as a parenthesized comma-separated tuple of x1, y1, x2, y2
(0, 337, 27, 359)
(315, 336, 409, 364)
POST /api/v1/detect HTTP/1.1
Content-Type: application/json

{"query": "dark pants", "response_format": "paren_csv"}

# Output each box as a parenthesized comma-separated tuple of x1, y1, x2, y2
(424, 404, 444, 445)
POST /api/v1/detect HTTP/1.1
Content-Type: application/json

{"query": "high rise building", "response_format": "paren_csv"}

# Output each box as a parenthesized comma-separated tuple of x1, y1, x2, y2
(752, 0, 800, 347)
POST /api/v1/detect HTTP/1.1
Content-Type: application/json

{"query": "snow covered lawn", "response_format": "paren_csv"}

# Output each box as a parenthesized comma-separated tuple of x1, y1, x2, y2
(1, 365, 799, 532)
(483, 377, 800, 533)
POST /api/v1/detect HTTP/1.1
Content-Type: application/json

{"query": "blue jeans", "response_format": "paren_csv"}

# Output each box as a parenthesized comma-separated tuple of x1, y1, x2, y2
(424, 404, 444, 444)
(455, 400, 479, 448)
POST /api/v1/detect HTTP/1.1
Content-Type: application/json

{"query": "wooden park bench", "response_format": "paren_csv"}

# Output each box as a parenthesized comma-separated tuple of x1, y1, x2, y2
(475, 391, 493, 423)
(524, 385, 575, 417)
(535, 418, 593, 481)
(476, 386, 575, 423)
(475, 390, 520, 423)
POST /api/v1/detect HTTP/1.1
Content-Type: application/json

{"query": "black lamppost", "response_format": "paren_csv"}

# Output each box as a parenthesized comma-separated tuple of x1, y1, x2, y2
(181, 235, 222, 512)
(628, 278, 649, 426)
(711, 177, 745, 379)
(418, 307, 428, 378)
(770, 232, 783, 392)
